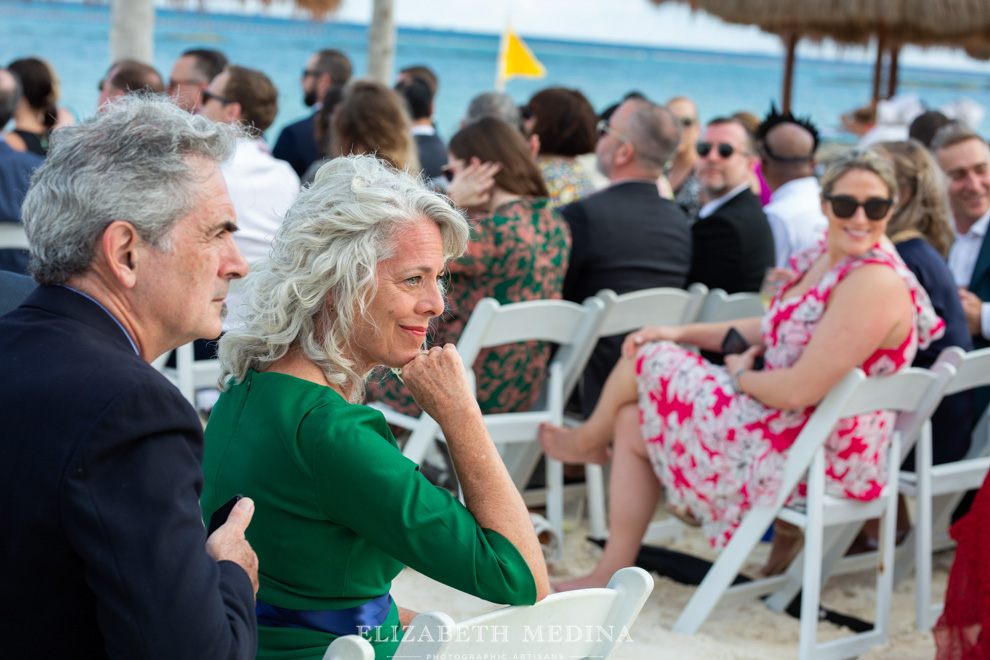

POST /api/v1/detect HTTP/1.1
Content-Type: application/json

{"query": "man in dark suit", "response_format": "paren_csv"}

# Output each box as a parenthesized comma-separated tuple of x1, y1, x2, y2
(272, 48, 352, 177)
(688, 117, 775, 293)
(395, 76, 447, 181)
(561, 98, 691, 413)
(0, 67, 44, 275)
(0, 96, 258, 658)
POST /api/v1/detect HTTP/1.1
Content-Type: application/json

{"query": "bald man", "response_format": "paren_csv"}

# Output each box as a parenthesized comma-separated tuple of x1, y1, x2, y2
(757, 107, 827, 268)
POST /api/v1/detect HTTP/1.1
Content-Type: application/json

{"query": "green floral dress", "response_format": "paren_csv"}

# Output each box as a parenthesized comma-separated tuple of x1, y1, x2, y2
(366, 196, 571, 415)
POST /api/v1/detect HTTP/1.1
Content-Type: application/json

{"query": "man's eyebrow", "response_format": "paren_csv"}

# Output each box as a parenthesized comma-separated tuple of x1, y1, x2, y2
(211, 220, 239, 234)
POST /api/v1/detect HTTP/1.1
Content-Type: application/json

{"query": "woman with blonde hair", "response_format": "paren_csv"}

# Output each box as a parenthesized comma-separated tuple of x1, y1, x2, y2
(203, 155, 548, 659)
(367, 117, 571, 416)
(539, 151, 944, 588)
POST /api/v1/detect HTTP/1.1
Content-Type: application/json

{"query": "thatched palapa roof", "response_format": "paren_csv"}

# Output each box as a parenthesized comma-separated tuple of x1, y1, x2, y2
(650, 0, 990, 46)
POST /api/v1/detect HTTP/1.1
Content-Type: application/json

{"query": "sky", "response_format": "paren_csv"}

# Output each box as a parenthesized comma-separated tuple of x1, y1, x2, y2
(212, 0, 990, 73)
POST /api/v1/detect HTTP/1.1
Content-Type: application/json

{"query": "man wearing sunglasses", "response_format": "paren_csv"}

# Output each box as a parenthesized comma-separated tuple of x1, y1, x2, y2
(272, 49, 352, 177)
(688, 117, 775, 294)
(560, 98, 691, 414)
(199, 65, 299, 334)
(757, 107, 827, 269)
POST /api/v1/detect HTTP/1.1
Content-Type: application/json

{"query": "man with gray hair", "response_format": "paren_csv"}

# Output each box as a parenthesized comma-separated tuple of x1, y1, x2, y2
(0, 66, 44, 275)
(463, 91, 521, 130)
(560, 97, 692, 413)
(0, 96, 258, 658)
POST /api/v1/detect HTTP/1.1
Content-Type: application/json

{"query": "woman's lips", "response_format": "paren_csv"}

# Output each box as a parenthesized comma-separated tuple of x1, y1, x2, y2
(400, 325, 428, 336)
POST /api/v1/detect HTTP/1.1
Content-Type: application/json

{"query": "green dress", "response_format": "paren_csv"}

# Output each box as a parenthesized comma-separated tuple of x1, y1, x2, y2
(201, 370, 537, 660)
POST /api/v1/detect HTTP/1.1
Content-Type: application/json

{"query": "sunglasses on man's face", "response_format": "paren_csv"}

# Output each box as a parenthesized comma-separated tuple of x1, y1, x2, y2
(823, 193, 894, 221)
(696, 141, 735, 159)
(201, 89, 234, 106)
(679, 117, 695, 128)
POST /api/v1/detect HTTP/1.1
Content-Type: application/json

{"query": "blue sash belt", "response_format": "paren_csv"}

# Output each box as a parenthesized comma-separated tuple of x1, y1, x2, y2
(256, 593, 393, 636)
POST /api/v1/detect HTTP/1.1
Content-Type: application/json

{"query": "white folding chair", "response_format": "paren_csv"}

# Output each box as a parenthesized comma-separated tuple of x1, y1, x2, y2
(369, 296, 607, 561)
(897, 346, 990, 631)
(0, 223, 30, 250)
(580, 283, 709, 540)
(323, 567, 653, 660)
(673, 366, 951, 660)
(694, 287, 765, 323)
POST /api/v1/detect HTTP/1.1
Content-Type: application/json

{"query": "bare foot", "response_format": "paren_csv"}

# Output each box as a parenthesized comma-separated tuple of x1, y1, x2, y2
(538, 423, 610, 465)
(551, 573, 610, 592)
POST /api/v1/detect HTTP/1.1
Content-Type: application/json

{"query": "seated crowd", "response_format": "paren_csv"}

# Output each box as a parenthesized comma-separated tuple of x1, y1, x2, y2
(2, 45, 990, 660)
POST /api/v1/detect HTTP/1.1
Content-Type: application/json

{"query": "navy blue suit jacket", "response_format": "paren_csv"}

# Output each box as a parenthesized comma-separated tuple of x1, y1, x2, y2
(272, 112, 319, 178)
(0, 286, 256, 659)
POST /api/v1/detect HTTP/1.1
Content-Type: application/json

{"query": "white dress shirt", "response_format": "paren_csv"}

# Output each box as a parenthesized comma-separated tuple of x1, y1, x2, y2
(764, 177, 828, 269)
(698, 182, 750, 220)
(948, 208, 990, 339)
(222, 137, 301, 330)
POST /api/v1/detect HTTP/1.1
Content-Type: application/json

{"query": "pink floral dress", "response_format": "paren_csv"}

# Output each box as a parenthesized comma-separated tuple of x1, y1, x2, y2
(635, 241, 944, 548)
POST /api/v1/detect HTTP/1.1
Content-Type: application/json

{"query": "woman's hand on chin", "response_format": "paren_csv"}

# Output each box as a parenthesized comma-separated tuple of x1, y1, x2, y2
(401, 344, 481, 425)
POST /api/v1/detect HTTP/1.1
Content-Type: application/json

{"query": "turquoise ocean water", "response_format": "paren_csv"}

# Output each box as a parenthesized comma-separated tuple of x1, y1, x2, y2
(3, 1, 990, 145)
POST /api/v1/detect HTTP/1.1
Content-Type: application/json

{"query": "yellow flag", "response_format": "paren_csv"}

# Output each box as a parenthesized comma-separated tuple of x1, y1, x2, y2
(496, 26, 546, 90)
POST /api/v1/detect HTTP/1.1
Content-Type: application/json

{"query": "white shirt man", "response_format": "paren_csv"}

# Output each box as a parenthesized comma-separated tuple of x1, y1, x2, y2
(764, 176, 828, 269)
(200, 66, 300, 329)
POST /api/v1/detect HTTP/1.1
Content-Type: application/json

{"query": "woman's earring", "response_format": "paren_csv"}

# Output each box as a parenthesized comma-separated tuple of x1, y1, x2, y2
(329, 302, 336, 313)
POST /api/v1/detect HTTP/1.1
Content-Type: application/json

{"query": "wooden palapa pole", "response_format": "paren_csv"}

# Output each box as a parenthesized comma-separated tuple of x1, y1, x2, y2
(782, 33, 798, 114)
(887, 43, 900, 98)
(871, 26, 886, 109)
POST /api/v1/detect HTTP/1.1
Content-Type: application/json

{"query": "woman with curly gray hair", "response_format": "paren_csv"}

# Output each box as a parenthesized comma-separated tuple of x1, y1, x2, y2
(200, 154, 548, 660)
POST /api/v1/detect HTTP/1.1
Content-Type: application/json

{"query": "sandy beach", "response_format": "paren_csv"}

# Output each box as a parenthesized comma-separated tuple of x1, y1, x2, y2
(391, 511, 951, 659)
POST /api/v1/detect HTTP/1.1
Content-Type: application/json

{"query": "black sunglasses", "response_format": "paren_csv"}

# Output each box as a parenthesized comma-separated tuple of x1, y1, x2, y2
(440, 164, 454, 182)
(823, 193, 894, 221)
(679, 117, 695, 128)
(696, 141, 735, 159)
(201, 89, 234, 105)
(302, 68, 321, 78)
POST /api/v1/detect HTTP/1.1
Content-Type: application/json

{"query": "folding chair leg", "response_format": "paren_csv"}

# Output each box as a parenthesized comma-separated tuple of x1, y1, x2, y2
(586, 464, 607, 539)
(545, 457, 565, 563)
(798, 449, 826, 660)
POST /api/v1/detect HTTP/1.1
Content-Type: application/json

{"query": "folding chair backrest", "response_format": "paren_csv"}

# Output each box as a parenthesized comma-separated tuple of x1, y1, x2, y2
(595, 283, 708, 337)
(942, 346, 990, 396)
(695, 287, 764, 323)
(390, 567, 652, 660)
(778, 367, 948, 507)
(0, 223, 30, 250)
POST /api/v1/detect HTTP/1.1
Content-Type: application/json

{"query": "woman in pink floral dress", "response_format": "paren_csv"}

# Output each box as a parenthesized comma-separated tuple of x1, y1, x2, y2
(540, 151, 944, 591)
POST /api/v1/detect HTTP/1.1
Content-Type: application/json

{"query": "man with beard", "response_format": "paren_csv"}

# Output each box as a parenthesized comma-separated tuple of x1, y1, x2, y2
(688, 117, 775, 293)
(272, 48, 352, 177)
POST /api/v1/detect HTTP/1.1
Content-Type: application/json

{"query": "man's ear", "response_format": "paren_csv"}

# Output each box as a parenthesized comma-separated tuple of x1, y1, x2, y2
(615, 141, 636, 167)
(101, 220, 142, 289)
(227, 101, 243, 124)
(528, 133, 540, 158)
